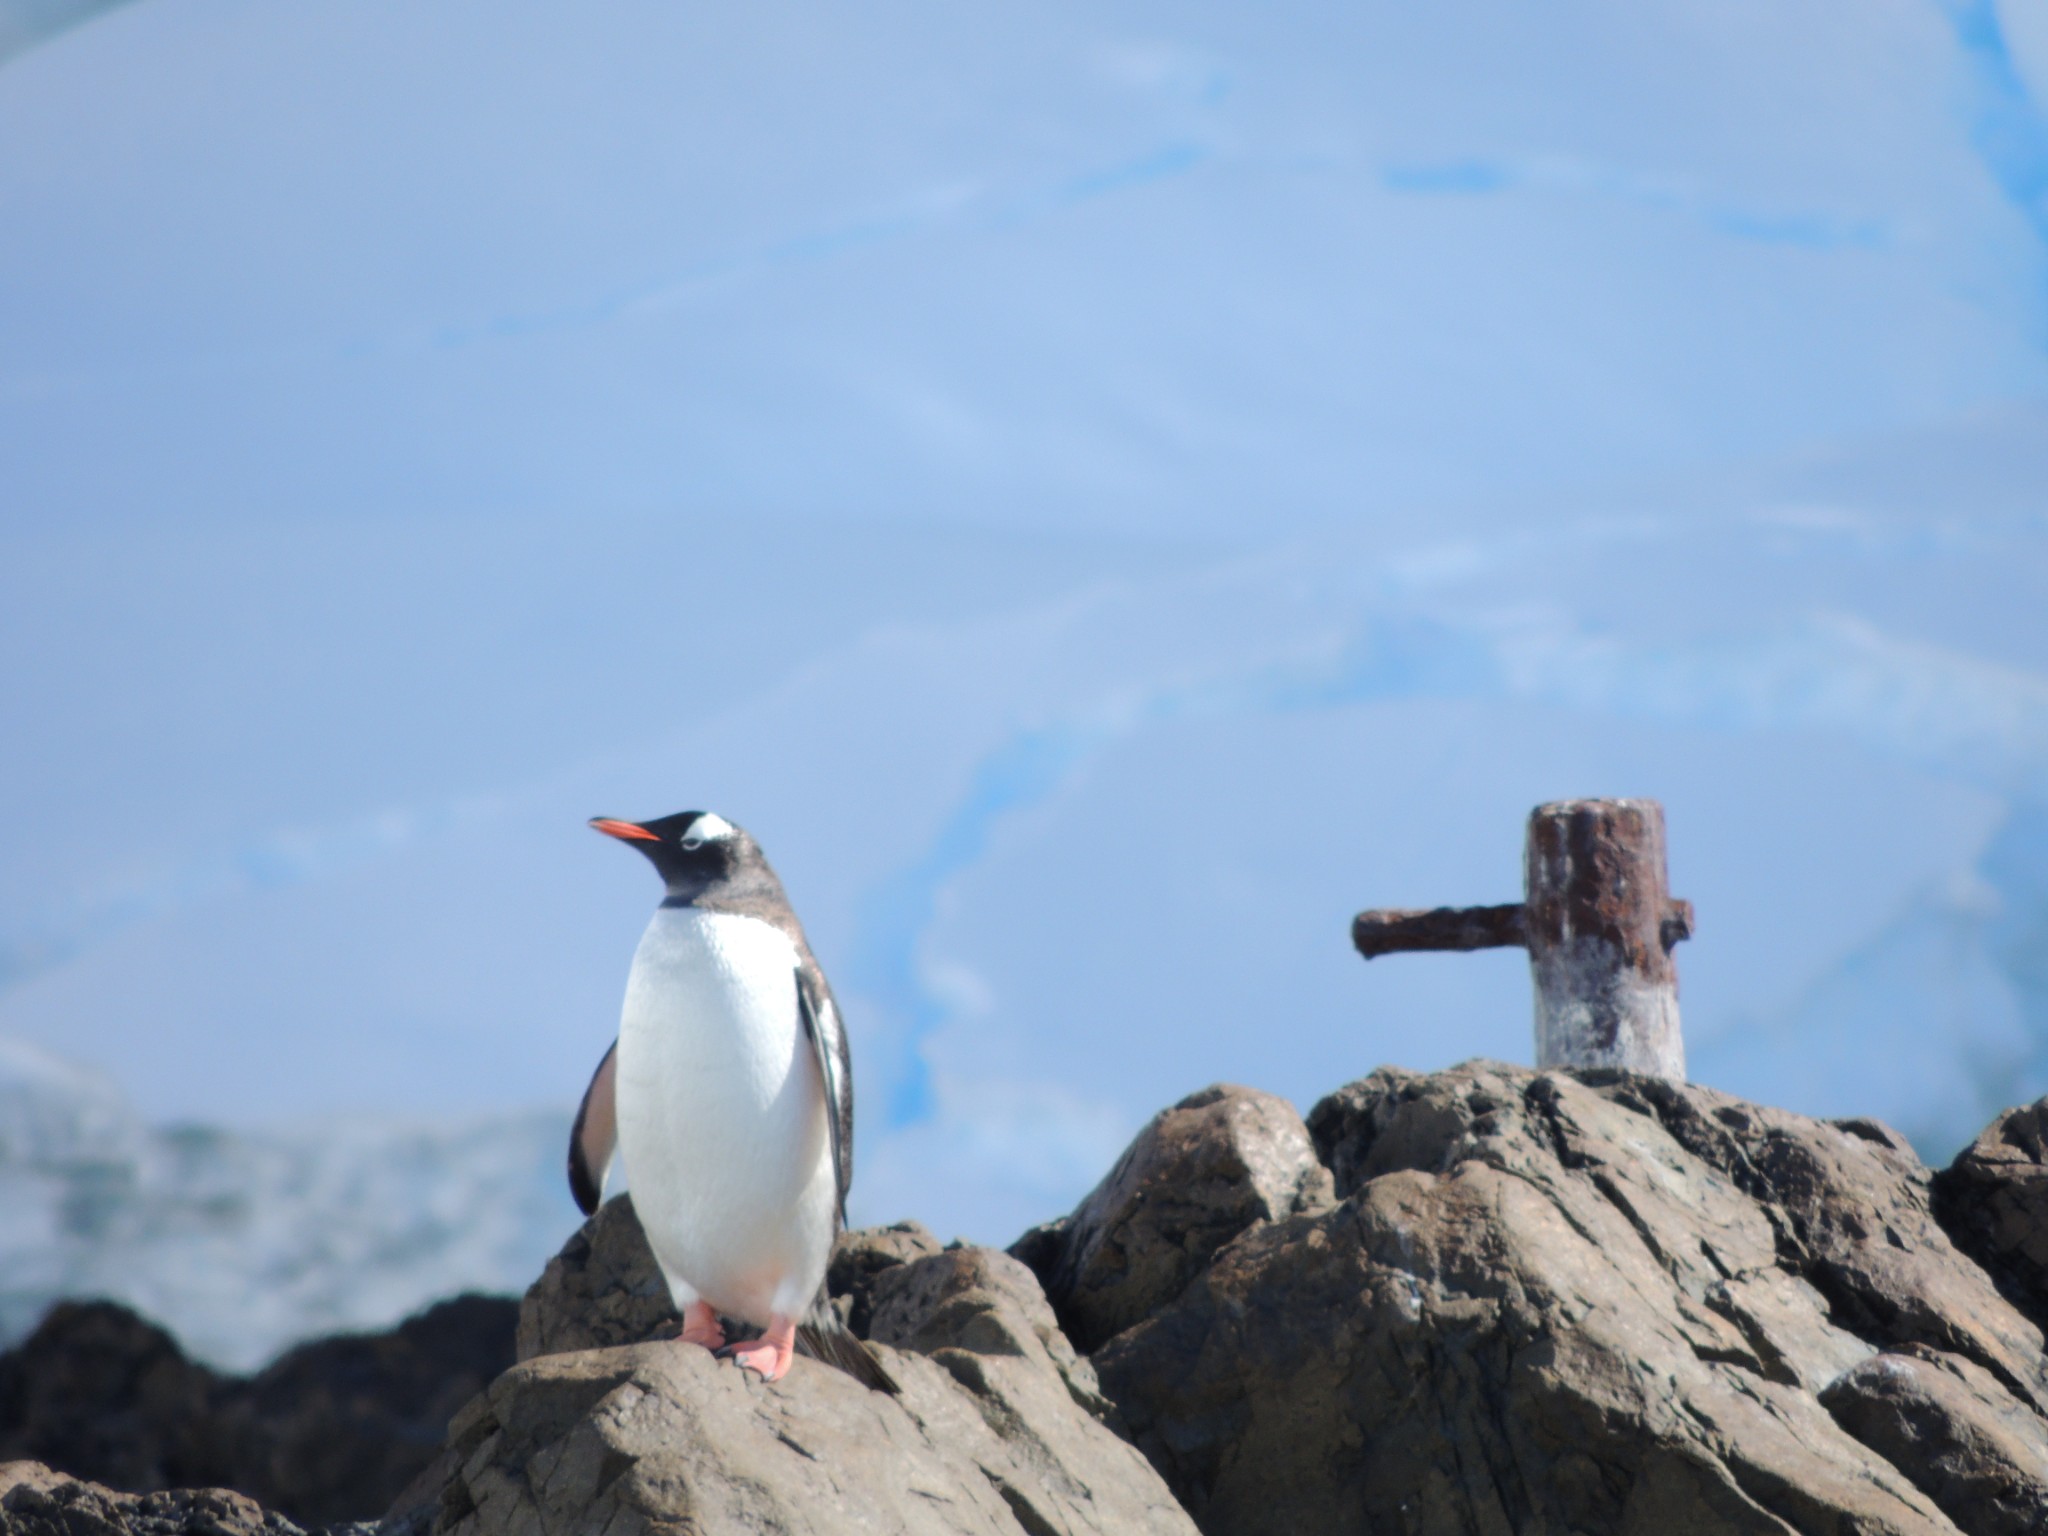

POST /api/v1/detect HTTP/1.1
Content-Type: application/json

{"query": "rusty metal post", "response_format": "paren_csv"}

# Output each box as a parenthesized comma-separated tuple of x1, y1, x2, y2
(1352, 797, 1693, 1082)
(1524, 800, 1691, 1079)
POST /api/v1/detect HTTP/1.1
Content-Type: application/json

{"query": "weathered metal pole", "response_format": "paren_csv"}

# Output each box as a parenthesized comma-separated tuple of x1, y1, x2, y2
(1523, 799, 1690, 1079)
(1352, 797, 1693, 1081)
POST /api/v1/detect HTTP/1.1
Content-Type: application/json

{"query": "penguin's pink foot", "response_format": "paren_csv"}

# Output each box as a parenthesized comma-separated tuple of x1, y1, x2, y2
(728, 1314, 797, 1382)
(679, 1301, 725, 1350)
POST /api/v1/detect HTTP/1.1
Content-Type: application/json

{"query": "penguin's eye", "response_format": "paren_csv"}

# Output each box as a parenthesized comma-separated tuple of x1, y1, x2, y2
(678, 812, 735, 853)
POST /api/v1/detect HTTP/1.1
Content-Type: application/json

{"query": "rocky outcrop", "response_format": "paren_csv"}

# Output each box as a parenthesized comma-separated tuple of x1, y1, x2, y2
(0, 1460, 322, 1536)
(0, 1296, 516, 1527)
(26, 1066, 2048, 1536)
(1932, 1099, 2048, 1332)
(1010, 1086, 1333, 1354)
(830, 1219, 951, 1337)
(1079, 1062, 2048, 1535)
(0, 1305, 217, 1497)
(510, 1195, 674, 1363)
(218, 1295, 519, 1525)
(1821, 1347, 2048, 1536)
(436, 1196, 1194, 1536)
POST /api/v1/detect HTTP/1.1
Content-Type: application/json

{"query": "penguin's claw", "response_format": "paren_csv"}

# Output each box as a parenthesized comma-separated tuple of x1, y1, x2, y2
(729, 1314, 797, 1381)
(729, 1339, 791, 1380)
(680, 1302, 725, 1350)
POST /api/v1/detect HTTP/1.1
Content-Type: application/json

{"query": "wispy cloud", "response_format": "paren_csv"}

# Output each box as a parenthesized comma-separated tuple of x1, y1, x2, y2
(0, 0, 134, 65)
(1936, 0, 2048, 341)
(0, 796, 516, 993)
(515, 141, 1213, 341)
(1696, 796, 2048, 1161)
(1381, 153, 1892, 251)
(1941, 0, 2048, 249)
(0, 139, 1216, 401)
(849, 525, 2048, 1130)
(13, 513, 2048, 1143)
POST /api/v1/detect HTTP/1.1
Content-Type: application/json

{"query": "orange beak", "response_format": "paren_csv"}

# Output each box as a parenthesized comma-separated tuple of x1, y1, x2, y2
(589, 817, 659, 842)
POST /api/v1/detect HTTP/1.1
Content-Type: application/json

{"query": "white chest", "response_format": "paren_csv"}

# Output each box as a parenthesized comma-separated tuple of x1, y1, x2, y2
(611, 907, 835, 1321)
(618, 907, 803, 1101)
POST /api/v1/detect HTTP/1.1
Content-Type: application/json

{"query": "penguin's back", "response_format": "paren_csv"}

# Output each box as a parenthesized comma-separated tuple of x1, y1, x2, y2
(615, 907, 837, 1324)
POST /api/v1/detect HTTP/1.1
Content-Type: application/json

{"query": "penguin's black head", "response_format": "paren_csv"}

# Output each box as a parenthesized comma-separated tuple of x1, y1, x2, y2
(589, 810, 765, 902)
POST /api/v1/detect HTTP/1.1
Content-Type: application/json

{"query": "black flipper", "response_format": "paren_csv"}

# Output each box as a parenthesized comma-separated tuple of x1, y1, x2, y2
(790, 957, 892, 1389)
(568, 1040, 618, 1216)
(794, 960, 854, 1225)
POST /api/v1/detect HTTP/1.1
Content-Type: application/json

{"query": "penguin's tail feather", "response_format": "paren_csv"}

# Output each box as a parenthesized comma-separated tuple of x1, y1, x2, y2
(796, 1316, 901, 1395)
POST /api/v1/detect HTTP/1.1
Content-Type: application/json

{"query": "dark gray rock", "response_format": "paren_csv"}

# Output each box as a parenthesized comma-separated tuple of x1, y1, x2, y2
(1007, 1216, 1070, 1289)
(0, 1306, 221, 1496)
(512, 1195, 675, 1362)
(1095, 1060, 2048, 1536)
(1933, 1097, 2048, 1333)
(1822, 1347, 2048, 1536)
(1015, 1084, 1333, 1354)
(449, 1208, 1196, 1536)
(0, 1461, 309, 1536)
(868, 1245, 1116, 1420)
(828, 1220, 948, 1337)
(0, 1297, 515, 1529)
(218, 1296, 515, 1526)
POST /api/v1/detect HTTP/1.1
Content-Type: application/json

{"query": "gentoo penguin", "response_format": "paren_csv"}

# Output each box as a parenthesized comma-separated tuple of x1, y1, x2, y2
(569, 810, 894, 1391)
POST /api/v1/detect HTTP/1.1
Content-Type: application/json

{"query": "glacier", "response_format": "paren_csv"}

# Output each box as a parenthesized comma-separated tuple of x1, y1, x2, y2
(0, 1035, 576, 1371)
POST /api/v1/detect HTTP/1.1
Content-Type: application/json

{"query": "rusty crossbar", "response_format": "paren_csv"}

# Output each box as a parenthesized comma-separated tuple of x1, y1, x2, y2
(1352, 799, 1693, 1082)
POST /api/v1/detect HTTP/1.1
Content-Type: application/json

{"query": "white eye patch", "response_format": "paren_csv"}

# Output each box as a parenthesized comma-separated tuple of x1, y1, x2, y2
(680, 812, 736, 851)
